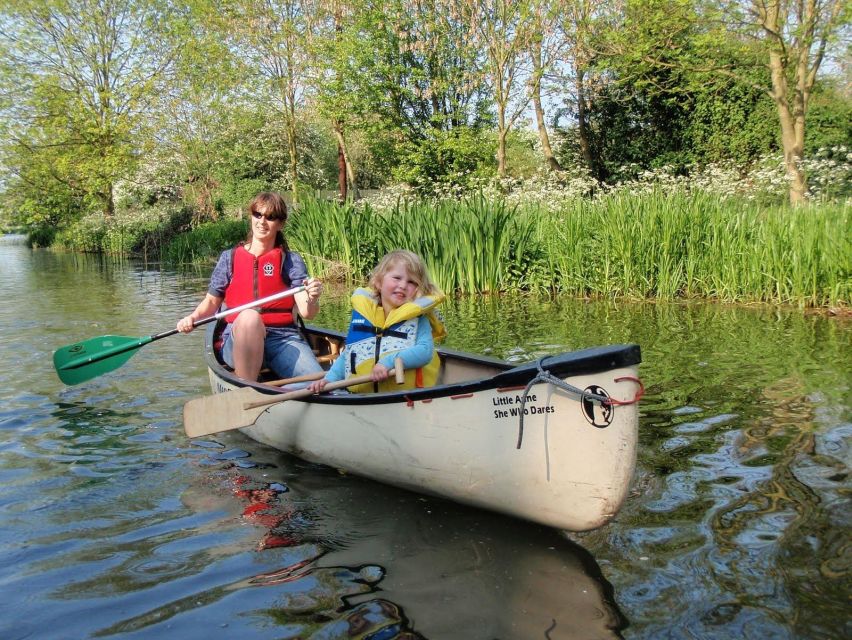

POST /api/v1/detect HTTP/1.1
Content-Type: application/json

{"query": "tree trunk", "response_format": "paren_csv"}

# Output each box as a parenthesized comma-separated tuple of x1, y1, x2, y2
(496, 129, 507, 178)
(287, 109, 299, 204)
(332, 121, 359, 201)
(496, 102, 508, 178)
(496, 126, 510, 179)
(530, 39, 561, 172)
(576, 65, 596, 178)
(104, 183, 115, 218)
(768, 49, 807, 205)
(336, 135, 347, 201)
(778, 111, 807, 205)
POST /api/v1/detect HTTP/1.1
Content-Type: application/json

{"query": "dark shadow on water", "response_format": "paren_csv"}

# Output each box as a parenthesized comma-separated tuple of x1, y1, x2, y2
(95, 444, 627, 639)
(238, 445, 627, 639)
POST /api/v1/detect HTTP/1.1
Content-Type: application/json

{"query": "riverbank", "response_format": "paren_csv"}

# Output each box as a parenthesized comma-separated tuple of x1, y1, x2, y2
(46, 189, 850, 309)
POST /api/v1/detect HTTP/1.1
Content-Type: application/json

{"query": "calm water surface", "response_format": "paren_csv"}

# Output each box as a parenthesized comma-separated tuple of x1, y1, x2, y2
(0, 236, 849, 639)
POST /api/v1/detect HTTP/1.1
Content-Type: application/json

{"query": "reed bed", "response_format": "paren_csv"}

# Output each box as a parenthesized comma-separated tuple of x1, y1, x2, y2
(167, 191, 849, 308)
(288, 194, 535, 294)
(537, 191, 850, 306)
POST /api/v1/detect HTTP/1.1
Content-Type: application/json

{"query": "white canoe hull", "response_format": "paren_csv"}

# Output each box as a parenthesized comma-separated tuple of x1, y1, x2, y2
(203, 327, 642, 532)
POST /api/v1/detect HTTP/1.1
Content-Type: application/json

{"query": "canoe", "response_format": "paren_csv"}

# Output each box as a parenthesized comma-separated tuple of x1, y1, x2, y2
(200, 322, 643, 532)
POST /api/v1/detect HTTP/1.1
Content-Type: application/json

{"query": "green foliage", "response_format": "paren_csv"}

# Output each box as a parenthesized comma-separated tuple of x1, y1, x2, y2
(393, 127, 497, 193)
(375, 196, 520, 293)
(0, 0, 181, 220)
(53, 203, 195, 256)
(1, 0, 848, 240)
(685, 81, 779, 166)
(803, 82, 852, 154)
(287, 193, 542, 294)
(537, 190, 850, 306)
(161, 218, 248, 264)
(504, 128, 546, 180)
(287, 195, 381, 280)
(215, 179, 274, 217)
(577, 80, 694, 180)
(27, 225, 57, 248)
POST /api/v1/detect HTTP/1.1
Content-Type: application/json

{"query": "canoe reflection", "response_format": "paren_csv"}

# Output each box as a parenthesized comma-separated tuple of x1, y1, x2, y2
(234, 456, 627, 640)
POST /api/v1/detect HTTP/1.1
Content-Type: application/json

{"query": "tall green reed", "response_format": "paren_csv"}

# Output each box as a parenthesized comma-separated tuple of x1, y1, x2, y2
(167, 191, 848, 307)
(537, 191, 848, 306)
(289, 194, 526, 294)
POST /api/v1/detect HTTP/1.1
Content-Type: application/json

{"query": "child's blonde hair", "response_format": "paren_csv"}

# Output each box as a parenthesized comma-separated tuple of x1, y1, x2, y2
(369, 250, 441, 298)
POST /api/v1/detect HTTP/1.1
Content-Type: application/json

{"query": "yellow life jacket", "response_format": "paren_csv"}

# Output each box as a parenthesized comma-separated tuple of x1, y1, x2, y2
(343, 288, 446, 393)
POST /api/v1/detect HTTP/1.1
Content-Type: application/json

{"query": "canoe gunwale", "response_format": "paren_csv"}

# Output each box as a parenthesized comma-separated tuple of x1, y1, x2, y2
(204, 322, 642, 406)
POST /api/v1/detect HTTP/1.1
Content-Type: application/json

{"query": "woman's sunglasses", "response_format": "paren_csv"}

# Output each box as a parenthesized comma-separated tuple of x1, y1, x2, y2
(251, 211, 284, 222)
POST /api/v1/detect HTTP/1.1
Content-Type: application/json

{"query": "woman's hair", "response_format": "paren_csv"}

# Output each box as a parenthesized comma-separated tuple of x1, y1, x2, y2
(369, 250, 441, 298)
(244, 192, 288, 250)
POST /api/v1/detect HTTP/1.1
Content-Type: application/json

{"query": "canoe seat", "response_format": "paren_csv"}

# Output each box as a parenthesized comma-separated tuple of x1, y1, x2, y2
(313, 335, 341, 365)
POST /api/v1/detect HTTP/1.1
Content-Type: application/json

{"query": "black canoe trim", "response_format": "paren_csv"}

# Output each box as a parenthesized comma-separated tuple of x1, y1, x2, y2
(204, 322, 641, 407)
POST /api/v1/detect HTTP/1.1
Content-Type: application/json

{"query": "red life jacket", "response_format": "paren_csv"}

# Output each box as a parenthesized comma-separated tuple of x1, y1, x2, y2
(223, 245, 295, 326)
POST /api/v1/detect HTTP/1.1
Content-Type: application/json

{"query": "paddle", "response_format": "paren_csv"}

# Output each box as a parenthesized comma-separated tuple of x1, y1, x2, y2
(53, 286, 306, 386)
(183, 359, 404, 438)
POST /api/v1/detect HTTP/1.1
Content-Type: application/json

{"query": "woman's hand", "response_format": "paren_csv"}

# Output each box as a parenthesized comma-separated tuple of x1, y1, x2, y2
(305, 277, 323, 304)
(176, 315, 196, 333)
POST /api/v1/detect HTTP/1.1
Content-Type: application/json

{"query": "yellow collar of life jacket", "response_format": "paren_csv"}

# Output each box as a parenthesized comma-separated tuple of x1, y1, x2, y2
(350, 288, 447, 342)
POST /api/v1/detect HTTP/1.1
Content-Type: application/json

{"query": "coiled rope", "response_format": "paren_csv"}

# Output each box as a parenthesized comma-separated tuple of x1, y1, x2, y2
(516, 360, 643, 449)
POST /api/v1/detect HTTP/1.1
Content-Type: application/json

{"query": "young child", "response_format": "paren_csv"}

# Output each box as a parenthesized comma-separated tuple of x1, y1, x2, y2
(308, 250, 446, 394)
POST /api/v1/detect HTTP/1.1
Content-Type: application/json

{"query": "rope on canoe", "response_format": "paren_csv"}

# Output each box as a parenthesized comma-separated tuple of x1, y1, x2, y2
(516, 360, 615, 449)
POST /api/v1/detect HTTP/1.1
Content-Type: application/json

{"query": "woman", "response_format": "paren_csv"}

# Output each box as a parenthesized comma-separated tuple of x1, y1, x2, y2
(176, 192, 324, 382)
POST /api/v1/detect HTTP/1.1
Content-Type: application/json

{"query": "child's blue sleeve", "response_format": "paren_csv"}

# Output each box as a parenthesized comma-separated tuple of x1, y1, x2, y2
(324, 347, 346, 382)
(377, 316, 434, 371)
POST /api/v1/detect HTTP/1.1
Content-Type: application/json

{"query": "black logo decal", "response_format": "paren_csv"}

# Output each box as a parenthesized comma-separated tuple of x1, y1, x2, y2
(582, 385, 613, 428)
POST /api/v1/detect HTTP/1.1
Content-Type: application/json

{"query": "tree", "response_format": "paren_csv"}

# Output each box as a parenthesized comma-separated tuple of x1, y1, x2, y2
(553, 0, 615, 178)
(0, 0, 180, 219)
(603, 0, 850, 204)
(216, 0, 314, 202)
(460, 0, 537, 177)
(308, 0, 490, 193)
(149, 28, 242, 222)
(739, 0, 849, 203)
(528, 0, 563, 172)
(307, 0, 361, 199)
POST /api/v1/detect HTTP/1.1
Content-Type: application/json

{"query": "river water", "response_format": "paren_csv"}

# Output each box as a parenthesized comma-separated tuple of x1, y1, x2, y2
(0, 236, 849, 639)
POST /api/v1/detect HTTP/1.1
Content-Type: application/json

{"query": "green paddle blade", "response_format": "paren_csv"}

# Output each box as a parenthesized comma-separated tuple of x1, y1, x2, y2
(53, 335, 153, 385)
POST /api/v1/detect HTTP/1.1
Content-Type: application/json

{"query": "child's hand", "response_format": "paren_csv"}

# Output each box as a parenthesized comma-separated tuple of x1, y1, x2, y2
(307, 378, 328, 393)
(370, 363, 390, 382)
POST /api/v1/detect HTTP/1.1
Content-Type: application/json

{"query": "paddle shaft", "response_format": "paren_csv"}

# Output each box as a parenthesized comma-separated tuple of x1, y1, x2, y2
(152, 285, 306, 341)
(57, 286, 306, 373)
(244, 359, 405, 410)
(265, 370, 326, 387)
